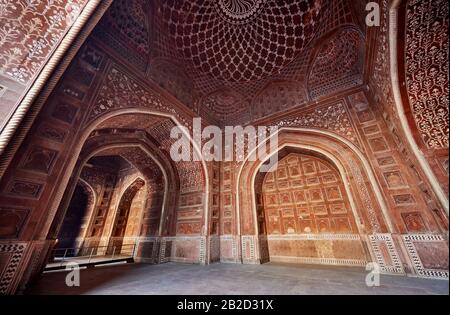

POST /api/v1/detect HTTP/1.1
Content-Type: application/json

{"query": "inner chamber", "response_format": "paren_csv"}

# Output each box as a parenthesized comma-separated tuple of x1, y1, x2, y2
(53, 155, 152, 259)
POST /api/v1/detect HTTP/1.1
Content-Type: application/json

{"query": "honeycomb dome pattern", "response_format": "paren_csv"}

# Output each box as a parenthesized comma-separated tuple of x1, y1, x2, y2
(161, 0, 324, 82)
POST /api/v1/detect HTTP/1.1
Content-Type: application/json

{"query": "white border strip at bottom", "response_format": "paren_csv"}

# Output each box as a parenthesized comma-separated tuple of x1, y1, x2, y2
(270, 256, 368, 267)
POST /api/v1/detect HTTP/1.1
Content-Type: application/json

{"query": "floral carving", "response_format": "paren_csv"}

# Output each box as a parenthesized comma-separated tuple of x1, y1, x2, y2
(0, 0, 86, 84)
(405, 0, 449, 148)
(88, 66, 191, 128)
(272, 102, 359, 145)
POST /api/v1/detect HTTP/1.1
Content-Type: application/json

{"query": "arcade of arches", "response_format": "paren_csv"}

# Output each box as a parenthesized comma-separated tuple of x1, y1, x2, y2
(0, 0, 448, 294)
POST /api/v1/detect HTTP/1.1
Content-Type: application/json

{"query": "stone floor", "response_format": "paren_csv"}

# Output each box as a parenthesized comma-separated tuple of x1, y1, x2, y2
(46, 255, 131, 269)
(26, 262, 449, 295)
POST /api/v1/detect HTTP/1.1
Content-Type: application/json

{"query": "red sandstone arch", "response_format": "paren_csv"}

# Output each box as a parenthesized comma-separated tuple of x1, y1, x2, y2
(255, 150, 362, 265)
(40, 110, 210, 242)
(37, 109, 212, 269)
(258, 151, 359, 233)
(108, 177, 146, 255)
(53, 135, 179, 244)
(111, 177, 146, 239)
(79, 142, 175, 237)
(48, 134, 178, 262)
(236, 128, 394, 264)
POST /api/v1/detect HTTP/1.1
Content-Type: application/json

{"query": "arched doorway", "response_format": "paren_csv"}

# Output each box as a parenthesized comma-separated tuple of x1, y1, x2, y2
(56, 183, 92, 251)
(49, 154, 152, 261)
(255, 149, 362, 265)
(109, 177, 146, 255)
(237, 129, 394, 266)
(42, 108, 209, 267)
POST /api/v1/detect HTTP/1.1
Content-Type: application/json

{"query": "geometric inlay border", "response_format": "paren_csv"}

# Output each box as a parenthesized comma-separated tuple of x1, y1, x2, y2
(270, 256, 368, 267)
(159, 238, 168, 263)
(268, 234, 362, 241)
(369, 234, 405, 274)
(199, 236, 207, 264)
(0, 243, 28, 295)
(241, 235, 257, 261)
(402, 234, 449, 280)
(220, 235, 239, 262)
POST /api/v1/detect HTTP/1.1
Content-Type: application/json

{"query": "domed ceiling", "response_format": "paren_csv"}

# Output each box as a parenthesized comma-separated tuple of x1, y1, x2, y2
(161, 0, 323, 83)
(94, 0, 366, 125)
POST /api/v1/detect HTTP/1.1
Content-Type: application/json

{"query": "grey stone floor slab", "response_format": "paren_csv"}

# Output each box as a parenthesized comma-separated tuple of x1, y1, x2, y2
(25, 262, 449, 295)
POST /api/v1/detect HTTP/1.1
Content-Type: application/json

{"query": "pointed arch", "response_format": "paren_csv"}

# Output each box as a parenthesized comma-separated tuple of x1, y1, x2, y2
(236, 127, 395, 263)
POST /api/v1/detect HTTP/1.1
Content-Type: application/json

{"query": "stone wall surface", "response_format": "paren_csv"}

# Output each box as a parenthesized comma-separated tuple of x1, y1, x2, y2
(0, 0, 448, 295)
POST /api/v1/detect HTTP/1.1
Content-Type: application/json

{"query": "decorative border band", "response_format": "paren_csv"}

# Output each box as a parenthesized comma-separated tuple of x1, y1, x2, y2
(0, 242, 28, 295)
(368, 234, 404, 274)
(267, 234, 362, 241)
(270, 256, 368, 267)
(402, 234, 449, 280)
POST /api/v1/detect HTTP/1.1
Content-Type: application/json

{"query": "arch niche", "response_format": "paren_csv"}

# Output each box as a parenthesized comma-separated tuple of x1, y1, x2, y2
(236, 128, 394, 266)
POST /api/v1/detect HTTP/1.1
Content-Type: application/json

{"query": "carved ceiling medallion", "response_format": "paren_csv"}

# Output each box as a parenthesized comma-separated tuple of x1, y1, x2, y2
(215, 0, 267, 24)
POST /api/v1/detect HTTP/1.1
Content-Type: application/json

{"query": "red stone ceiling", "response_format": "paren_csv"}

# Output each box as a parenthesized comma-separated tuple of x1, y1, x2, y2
(93, 147, 165, 188)
(94, 0, 365, 125)
(87, 155, 132, 171)
(160, 0, 323, 83)
(97, 114, 176, 151)
(95, 114, 206, 192)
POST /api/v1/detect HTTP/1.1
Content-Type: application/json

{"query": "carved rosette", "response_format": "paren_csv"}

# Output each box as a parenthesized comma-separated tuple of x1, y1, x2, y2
(215, 0, 267, 24)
